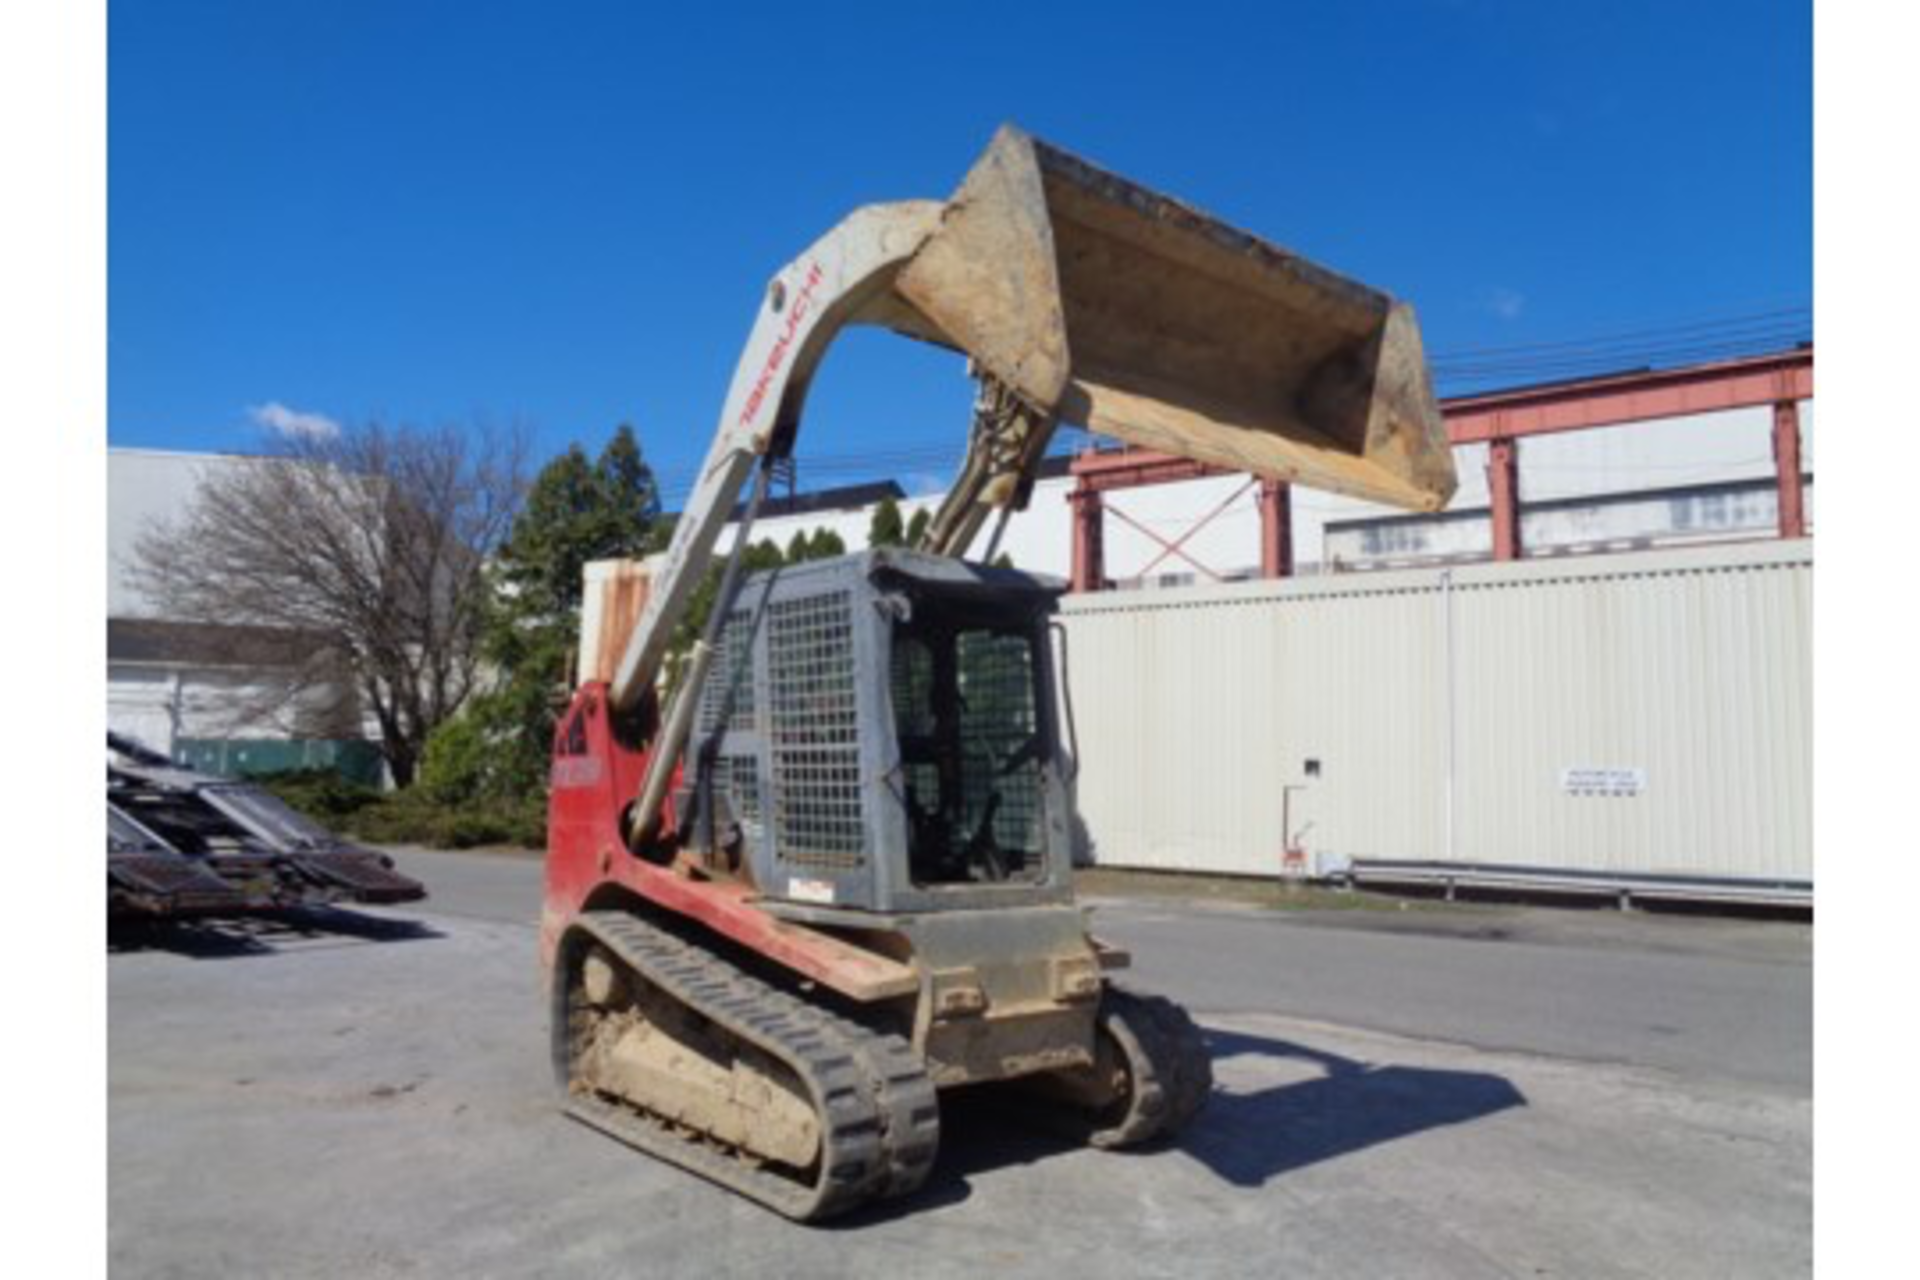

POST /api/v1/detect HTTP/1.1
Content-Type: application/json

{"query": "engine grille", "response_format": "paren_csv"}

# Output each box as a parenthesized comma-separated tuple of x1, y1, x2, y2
(713, 752, 764, 839)
(765, 590, 864, 871)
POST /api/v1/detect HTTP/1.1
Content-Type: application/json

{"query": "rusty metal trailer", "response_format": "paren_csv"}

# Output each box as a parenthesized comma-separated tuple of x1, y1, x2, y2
(107, 734, 426, 918)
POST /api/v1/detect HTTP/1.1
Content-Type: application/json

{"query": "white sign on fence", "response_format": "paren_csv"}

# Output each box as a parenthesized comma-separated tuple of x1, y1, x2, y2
(1561, 767, 1646, 797)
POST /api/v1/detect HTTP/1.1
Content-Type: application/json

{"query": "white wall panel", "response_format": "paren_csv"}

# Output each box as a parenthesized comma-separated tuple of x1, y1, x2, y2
(1059, 540, 1811, 891)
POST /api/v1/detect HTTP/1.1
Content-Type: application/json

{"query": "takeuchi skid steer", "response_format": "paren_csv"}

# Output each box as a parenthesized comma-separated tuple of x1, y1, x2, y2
(542, 125, 1457, 1220)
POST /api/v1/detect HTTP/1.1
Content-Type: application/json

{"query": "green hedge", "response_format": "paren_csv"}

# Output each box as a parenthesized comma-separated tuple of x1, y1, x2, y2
(348, 789, 547, 850)
(255, 769, 383, 822)
(258, 770, 546, 851)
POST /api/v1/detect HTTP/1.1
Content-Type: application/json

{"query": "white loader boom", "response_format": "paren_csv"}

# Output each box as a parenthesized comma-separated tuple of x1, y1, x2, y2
(608, 125, 1458, 840)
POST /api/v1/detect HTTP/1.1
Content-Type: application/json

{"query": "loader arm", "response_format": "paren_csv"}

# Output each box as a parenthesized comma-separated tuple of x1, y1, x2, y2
(606, 124, 1459, 842)
(607, 200, 945, 713)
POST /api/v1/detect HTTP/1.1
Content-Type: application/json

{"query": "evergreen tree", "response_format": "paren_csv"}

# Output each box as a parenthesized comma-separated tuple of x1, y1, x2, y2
(781, 526, 848, 566)
(425, 424, 663, 807)
(596, 424, 662, 531)
(904, 506, 932, 548)
(496, 424, 661, 616)
(867, 496, 906, 548)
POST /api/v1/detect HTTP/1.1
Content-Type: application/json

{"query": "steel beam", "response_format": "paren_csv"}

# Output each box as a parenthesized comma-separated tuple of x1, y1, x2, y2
(1125, 478, 1253, 582)
(1070, 451, 1222, 493)
(1105, 503, 1226, 583)
(1772, 399, 1807, 538)
(1488, 438, 1522, 561)
(1069, 487, 1105, 592)
(1443, 349, 1813, 445)
(1259, 480, 1294, 578)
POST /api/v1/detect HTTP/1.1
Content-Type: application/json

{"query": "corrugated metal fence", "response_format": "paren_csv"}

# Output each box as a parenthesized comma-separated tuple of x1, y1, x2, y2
(173, 738, 388, 787)
(1057, 539, 1811, 903)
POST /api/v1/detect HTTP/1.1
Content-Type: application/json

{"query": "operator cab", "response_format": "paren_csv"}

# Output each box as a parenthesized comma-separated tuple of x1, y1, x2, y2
(879, 562, 1055, 888)
(688, 549, 1075, 915)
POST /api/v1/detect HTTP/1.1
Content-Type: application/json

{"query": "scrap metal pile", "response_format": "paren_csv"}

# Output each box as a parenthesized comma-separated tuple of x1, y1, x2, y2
(107, 733, 425, 920)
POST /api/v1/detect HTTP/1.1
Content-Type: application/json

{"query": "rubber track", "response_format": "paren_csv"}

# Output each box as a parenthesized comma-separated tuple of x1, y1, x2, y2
(818, 1009, 941, 1198)
(1135, 991, 1212, 1133)
(556, 911, 937, 1221)
(1088, 987, 1213, 1149)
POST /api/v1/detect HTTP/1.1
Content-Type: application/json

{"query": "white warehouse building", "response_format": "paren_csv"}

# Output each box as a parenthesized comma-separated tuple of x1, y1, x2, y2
(107, 449, 376, 778)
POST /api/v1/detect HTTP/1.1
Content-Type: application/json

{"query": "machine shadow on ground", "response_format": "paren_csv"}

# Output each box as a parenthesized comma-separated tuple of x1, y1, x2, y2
(108, 907, 443, 959)
(1185, 1028, 1526, 1187)
(829, 1023, 1526, 1226)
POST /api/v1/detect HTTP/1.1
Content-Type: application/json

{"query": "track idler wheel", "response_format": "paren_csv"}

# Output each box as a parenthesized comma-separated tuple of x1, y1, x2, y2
(1022, 986, 1211, 1148)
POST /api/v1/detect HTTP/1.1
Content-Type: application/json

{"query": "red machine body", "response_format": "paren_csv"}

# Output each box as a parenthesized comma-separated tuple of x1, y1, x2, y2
(539, 682, 919, 1002)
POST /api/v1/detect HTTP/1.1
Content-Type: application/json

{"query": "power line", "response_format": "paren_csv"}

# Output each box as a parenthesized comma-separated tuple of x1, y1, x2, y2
(1431, 305, 1810, 391)
(1429, 304, 1809, 362)
(1435, 324, 1809, 371)
(1434, 328, 1809, 376)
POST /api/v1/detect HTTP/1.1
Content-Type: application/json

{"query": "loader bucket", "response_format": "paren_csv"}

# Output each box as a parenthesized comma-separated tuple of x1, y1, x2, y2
(894, 126, 1456, 511)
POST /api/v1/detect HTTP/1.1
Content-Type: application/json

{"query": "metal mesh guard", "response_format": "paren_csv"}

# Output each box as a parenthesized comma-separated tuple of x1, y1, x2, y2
(766, 590, 864, 871)
(697, 609, 756, 735)
(716, 753, 763, 839)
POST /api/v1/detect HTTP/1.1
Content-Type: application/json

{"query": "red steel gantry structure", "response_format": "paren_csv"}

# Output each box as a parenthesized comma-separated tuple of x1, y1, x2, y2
(1066, 346, 1814, 592)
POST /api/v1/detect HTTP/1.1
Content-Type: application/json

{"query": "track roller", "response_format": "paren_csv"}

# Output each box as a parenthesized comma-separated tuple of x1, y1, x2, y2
(552, 911, 937, 1222)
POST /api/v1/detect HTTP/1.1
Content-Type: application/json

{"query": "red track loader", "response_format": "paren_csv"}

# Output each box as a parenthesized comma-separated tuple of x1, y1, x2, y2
(542, 125, 1455, 1219)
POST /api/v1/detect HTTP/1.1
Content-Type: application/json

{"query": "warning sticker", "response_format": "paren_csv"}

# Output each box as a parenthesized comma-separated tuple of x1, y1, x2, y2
(787, 877, 836, 905)
(1561, 768, 1646, 797)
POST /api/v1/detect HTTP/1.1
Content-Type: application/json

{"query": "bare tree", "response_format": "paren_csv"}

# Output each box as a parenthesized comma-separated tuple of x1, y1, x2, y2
(131, 421, 529, 786)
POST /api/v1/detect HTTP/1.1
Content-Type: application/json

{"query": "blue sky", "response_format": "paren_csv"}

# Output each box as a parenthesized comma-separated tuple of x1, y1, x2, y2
(109, 0, 1811, 498)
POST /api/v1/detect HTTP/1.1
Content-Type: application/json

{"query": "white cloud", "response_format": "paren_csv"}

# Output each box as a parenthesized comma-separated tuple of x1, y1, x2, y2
(248, 401, 341, 440)
(904, 471, 952, 497)
(1484, 287, 1527, 321)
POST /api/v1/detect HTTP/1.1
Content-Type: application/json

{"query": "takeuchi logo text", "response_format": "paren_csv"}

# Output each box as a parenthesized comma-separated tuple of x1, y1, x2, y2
(739, 261, 826, 430)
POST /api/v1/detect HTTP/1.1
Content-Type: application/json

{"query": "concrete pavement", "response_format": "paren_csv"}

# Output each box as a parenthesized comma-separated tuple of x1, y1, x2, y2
(109, 849, 1811, 1279)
